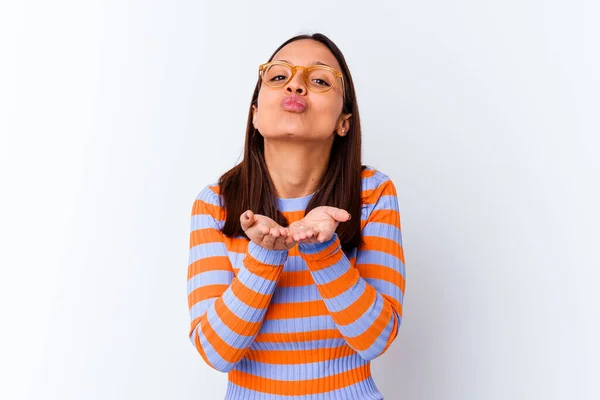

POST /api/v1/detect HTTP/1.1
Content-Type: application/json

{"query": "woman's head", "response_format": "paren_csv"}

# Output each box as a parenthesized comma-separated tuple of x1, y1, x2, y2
(251, 38, 352, 142)
(219, 33, 364, 251)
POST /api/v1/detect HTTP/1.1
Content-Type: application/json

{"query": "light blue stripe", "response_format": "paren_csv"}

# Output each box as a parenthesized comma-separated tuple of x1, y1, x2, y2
(356, 250, 405, 276)
(362, 222, 402, 244)
(190, 214, 224, 231)
(227, 251, 245, 269)
(196, 184, 221, 207)
(282, 255, 308, 272)
(235, 264, 279, 296)
(324, 278, 367, 312)
(249, 337, 347, 351)
(360, 195, 399, 215)
(271, 285, 322, 303)
(205, 305, 253, 350)
(259, 315, 335, 334)
(189, 298, 216, 320)
(337, 292, 384, 338)
(233, 353, 366, 380)
(309, 258, 350, 285)
(196, 320, 232, 372)
(361, 310, 397, 360)
(361, 171, 388, 192)
(188, 270, 234, 292)
(189, 242, 229, 264)
(220, 288, 268, 324)
(364, 278, 404, 306)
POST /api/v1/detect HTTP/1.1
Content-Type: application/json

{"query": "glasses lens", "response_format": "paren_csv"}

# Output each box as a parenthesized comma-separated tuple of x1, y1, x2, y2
(262, 63, 292, 87)
(306, 67, 337, 92)
(261, 63, 339, 92)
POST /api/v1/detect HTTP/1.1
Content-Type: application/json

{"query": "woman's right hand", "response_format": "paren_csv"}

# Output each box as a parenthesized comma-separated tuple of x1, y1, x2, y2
(240, 210, 296, 250)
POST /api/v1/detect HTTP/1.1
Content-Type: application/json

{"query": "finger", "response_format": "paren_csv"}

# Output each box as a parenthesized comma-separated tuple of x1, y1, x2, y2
(240, 210, 254, 231)
(261, 231, 276, 248)
(317, 231, 331, 242)
(326, 207, 351, 222)
(270, 227, 281, 238)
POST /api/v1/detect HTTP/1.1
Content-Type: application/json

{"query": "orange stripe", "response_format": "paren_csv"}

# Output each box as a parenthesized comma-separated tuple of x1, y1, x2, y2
(244, 345, 356, 365)
(365, 209, 401, 229)
(361, 236, 404, 261)
(199, 310, 246, 364)
(230, 279, 274, 309)
(331, 284, 376, 326)
(213, 296, 263, 337)
(264, 300, 328, 320)
(188, 256, 232, 279)
(188, 284, 228, 309)
(361, 168, 377, 178)
(279, 270, 314, 287)
(302, 242, 343, 265)
(361, 181, 396, 204)
(350, 304, 394, 351)
(355, 263, 404, 289)
(315, 266, 359, 299)
(191, 199, 224, 220)
(229, 363, 371, 395)
(189, 228, 224, 248)
(282, 210, 306, 221)
(192, 325, 216, 369)
(255, 329, 342, 343)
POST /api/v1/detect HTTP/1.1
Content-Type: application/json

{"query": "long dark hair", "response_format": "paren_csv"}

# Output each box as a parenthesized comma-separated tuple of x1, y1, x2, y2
(218, 33, 364, 252)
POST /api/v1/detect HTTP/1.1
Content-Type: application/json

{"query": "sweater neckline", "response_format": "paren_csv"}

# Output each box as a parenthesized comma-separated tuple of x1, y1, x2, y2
(275, 192, 315, 212)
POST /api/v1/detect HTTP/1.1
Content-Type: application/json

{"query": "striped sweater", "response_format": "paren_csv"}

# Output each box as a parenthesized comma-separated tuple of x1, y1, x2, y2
(187, 167, 406, 399)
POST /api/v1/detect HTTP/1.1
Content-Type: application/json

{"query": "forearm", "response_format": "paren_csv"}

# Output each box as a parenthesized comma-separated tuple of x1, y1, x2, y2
(298, 234, 401, 361)
(190, 242, 287, 372)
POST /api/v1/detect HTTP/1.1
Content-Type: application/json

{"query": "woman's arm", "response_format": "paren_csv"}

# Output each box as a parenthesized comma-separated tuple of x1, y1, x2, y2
(297, 178, 406, 361)
(187, 186, 288, 372)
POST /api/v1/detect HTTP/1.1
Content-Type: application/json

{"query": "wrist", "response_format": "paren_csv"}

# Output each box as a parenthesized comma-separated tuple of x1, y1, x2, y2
(297, 232, 341, 260)
(247, 241, 288, 266)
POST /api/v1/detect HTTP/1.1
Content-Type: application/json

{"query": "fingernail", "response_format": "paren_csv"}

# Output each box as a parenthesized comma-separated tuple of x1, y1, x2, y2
(245, 212, 250, 220)
(348, 214, 352, 220)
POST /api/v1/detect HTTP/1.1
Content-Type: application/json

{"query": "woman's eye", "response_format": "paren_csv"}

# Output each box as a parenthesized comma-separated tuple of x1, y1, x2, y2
(312, 79, 330, 86)
(271, 75, 287, 81)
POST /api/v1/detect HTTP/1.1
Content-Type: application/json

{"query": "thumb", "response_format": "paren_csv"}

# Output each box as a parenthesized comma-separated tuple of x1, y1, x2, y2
(325, 207, 351, 223)
(240, 210, 255, 231)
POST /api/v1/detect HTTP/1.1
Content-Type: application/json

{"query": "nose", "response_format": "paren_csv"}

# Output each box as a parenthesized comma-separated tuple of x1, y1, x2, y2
(284, 68, 307, 96)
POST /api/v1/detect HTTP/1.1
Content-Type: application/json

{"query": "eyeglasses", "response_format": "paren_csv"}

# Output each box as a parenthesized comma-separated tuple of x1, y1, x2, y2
(258, 61, 345, 97)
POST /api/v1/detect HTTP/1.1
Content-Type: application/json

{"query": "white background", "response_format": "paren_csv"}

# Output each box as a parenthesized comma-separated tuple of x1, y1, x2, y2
(1, 1, 599, 399)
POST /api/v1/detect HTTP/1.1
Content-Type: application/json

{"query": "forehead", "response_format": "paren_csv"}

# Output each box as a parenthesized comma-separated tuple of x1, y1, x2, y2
(272, 39, 341, 70)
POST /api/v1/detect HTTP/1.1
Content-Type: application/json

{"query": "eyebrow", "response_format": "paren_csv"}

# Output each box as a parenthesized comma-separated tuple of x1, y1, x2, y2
(277, 59, 332, 68)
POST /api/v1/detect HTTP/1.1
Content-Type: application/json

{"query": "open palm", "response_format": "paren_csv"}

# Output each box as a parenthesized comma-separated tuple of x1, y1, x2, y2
(240, 210, 296, 250)
(288, 206, 351, 244)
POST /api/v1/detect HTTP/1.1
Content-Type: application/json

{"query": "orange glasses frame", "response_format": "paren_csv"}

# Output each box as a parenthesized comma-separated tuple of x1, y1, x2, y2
(258, 60, 346, 99)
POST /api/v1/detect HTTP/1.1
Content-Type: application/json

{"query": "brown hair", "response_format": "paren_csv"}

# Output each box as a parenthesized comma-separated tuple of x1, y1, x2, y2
(218, 32, 364, 252)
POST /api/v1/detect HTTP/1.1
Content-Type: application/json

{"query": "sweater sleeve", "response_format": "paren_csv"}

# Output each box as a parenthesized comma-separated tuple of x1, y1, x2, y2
(297, 178, 406, 361)
(187, 186, 288, 372)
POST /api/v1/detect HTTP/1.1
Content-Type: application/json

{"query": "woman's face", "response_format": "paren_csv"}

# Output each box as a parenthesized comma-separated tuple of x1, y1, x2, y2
(252, 39, 352, 142)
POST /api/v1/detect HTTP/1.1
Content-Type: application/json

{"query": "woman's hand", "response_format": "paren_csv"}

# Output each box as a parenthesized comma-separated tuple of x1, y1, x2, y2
(240, 210, 296, 250)
(288, 206, 351, 244)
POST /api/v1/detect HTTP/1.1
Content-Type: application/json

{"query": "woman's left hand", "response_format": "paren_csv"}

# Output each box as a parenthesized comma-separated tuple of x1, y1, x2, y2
(288, 206, 351, 244)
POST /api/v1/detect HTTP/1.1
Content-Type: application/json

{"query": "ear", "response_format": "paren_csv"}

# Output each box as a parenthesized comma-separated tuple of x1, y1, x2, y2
(252, 105, 258, 129)
(336, 113, 352, 137)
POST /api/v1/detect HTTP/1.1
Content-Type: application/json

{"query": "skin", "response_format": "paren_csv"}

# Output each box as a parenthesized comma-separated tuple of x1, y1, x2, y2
(242, 39, 353, 249)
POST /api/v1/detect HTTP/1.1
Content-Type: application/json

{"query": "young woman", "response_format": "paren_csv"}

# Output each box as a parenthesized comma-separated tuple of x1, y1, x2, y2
(187, 33, 406, 399)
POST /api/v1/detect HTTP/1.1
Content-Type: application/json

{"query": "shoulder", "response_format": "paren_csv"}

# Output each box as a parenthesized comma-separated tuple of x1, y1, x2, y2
(192, 183, 225, 220)
(360, 165, 398, 204)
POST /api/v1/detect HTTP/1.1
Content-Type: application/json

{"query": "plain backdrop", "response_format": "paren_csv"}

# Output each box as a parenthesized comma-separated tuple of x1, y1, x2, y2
(1, 1, 599, 399)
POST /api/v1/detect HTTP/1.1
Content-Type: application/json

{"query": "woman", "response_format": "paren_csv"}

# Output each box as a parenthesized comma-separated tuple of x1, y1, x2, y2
(187, 33, 406, 399)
